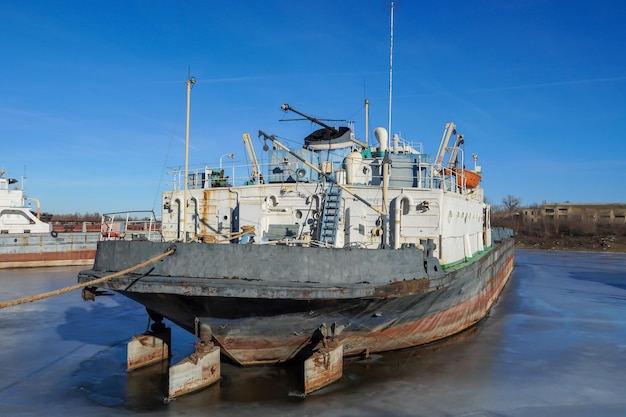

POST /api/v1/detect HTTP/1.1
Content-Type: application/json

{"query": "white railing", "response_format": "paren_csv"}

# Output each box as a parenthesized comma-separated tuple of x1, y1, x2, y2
(100, 210, 163, 242)
(166, 152, 468, 194)
(167, 159, 270, 190)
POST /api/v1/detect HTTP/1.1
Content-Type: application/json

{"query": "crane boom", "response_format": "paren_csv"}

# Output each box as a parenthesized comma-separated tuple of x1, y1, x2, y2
(242, 133, 263, 184)
(433, 122, 456, 173)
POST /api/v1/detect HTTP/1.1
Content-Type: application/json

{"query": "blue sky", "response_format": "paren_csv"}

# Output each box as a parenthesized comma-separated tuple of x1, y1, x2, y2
(2, 0, 625, 214)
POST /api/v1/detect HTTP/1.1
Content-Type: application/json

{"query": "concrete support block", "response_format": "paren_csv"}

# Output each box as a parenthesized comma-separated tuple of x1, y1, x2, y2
(303, 343, 343, 395)
(168, 342, 220, 399)
(127, 329, 171, 371)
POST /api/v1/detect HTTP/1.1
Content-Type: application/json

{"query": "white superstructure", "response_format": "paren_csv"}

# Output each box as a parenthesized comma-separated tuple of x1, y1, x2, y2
(0, 170, 51, 234)
(159, 116, 488, 266)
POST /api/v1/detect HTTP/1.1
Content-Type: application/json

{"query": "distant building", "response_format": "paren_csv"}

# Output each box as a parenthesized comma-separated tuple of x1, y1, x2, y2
(519, 203, 626, 234)
(540, 203, 626, 224)
(522, 207, 541, 223)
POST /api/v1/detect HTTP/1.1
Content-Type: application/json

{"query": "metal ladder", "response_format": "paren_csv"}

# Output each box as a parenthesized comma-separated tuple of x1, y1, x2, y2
(318, 183, 343, 246)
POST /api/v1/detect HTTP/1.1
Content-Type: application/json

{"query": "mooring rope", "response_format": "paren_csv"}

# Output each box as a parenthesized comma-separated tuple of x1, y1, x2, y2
(0, 247, 176, 310)
(197, 225, 256, 243)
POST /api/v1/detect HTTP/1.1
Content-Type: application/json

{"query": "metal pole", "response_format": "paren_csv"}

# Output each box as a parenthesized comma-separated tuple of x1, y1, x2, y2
(183, 75, 196, 242)
(388, 2, 394, 138)
(365, 98, 369, 146)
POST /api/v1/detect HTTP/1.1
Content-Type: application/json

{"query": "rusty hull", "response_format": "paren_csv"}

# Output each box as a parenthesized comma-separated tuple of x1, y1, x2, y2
(0, 249, 96, 268)
(79, 236, 514, 366)
(209, 249, 513, 365)
(0, 231, 98, 269)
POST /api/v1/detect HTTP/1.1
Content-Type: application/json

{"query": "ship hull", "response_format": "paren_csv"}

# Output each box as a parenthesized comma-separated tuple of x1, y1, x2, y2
(78, 233, 514, 366)
(0, 232, 99, 269)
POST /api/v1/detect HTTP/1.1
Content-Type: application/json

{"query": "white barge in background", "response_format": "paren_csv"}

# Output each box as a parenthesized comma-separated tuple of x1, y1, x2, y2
(78, 92, 515, 397)
(0, 170, 99, 269)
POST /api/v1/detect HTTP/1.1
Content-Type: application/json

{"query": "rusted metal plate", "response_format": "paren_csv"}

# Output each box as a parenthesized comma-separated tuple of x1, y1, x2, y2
(127, 331, 171, 371)
(0, 250, 96, 268)
(303, 344, 343, 395)
(168, 343, 220, 399)
(374, 278, 430, 297)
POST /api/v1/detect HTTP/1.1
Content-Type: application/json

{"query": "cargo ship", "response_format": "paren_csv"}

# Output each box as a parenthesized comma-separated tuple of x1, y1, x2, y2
(76, 4, 513, 396)
(78, 97, 514, 396)
(0, 170, 99, 269)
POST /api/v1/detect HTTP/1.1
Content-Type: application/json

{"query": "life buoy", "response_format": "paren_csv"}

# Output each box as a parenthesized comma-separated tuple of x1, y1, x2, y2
(51, 230, 58, 238)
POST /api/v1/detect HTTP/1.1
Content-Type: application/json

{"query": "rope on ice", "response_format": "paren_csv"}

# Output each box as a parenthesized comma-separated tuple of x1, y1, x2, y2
(0, 246, 176, 309)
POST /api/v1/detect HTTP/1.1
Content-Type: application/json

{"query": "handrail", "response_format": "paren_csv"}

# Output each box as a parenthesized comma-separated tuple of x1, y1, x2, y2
(165, 145, 473, 196)
(100, 210, 162, 242)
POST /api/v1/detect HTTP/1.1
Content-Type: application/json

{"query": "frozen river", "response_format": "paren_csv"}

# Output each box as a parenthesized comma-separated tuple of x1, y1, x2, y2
(1, 249, 625, 416)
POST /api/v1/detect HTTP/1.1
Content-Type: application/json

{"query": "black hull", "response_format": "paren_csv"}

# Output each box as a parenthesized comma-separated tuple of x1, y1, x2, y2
(78, 229, 514, 366)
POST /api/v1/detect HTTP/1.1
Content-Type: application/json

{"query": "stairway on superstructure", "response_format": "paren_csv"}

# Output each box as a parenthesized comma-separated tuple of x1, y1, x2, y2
(318, 182, 343, 246)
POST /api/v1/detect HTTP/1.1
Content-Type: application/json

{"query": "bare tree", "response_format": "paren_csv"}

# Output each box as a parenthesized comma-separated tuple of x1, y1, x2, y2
(502, 195, 521, 213)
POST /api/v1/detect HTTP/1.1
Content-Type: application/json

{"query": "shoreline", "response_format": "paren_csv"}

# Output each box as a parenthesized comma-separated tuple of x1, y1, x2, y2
(514, 234, 626, 253)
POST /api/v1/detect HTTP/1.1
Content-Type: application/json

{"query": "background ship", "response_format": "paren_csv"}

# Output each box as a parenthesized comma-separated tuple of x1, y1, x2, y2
(0, 169, 99, 269)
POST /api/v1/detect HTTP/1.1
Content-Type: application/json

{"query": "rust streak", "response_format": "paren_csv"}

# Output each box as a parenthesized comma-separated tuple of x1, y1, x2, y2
(374, 278, 430, 297)
(0, 250, 96, 262)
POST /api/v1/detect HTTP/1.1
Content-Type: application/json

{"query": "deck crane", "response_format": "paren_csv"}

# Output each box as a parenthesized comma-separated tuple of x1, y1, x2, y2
(432, 123, 482, 189)
(447, 133, 464, 169)
(433, 122, 456, 174)
(242, 133, 264, 185)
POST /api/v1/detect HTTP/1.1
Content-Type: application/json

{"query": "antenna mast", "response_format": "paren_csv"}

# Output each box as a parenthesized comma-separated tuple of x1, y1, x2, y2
(388, 1, 394, 137)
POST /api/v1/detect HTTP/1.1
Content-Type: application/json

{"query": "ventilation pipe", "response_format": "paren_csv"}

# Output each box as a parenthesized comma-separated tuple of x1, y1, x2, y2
(393, 194, 414, 249)
(374, 127, 388, 153)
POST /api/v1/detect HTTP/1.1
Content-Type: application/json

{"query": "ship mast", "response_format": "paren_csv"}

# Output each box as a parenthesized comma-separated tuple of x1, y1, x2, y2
(387, 1, 394, 137)
(382, 2, 394, 248)
(182, 74, 196, 242)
